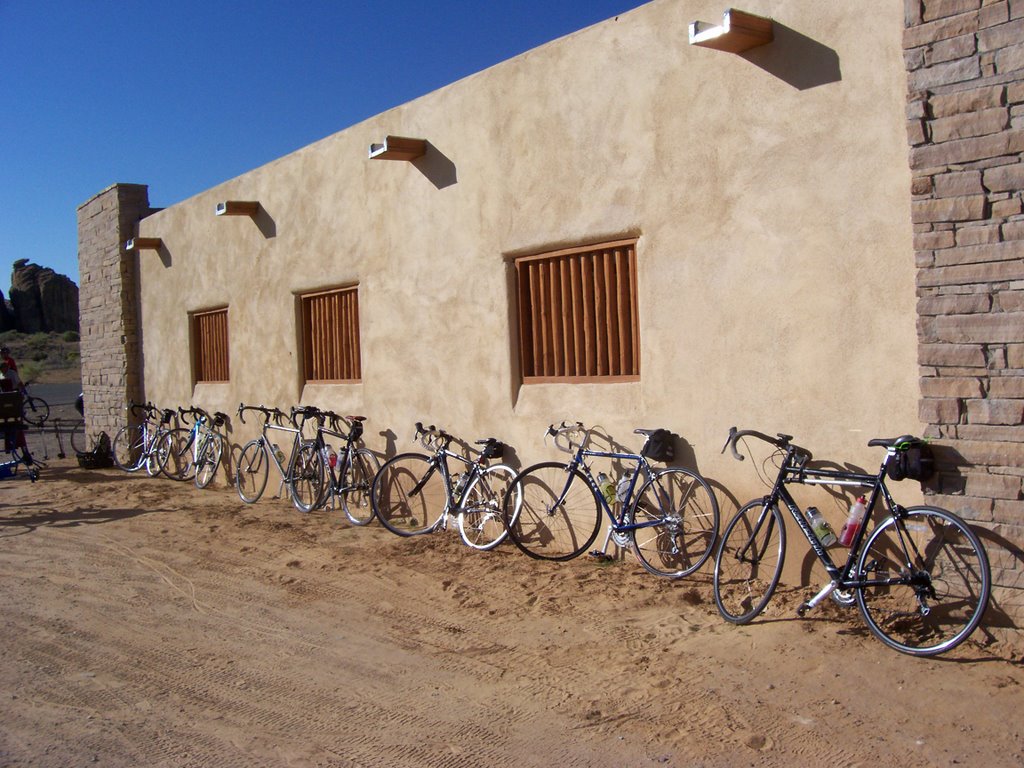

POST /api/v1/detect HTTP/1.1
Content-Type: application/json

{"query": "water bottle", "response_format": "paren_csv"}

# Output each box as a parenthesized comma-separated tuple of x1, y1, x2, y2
(807, 506, 837, 547)
(597, 472, 616, 505)
(272, 443, 285, 464)
(327, 445, 338, 468)
(839, 496, 867, 547)
(452, 473, 468, 502)
(616, 472, 633, 503)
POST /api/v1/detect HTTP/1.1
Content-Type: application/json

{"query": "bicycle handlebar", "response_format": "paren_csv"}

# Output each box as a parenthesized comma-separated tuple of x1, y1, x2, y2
(545, 421, 587, 454)
(237, 403, 285, 426)
(721, 426, 813, 463)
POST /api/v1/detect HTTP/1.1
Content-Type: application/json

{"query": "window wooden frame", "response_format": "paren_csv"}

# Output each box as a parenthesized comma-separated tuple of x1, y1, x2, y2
(192, 307, 230, 383)
(300, 285, 362, 383)
(515, 238, 640, 383)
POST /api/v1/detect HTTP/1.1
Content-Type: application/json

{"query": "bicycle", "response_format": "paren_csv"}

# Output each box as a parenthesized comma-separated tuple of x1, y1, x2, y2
(370, 422, 522, 550)
(235, 404, 323, 512)
(296, 406, 381, 525)
(713, 427, 991, 656)
(158, 406, 229, 487)
(112, 402, 175, 476)
(502, 422, 719, 578)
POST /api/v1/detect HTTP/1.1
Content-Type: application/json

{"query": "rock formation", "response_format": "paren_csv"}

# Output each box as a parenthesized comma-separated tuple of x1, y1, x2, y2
(8, 260, 79, 333)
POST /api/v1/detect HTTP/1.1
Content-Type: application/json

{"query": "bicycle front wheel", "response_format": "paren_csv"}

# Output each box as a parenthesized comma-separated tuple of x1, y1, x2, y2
(145, 429, 167, 477)
(290, 442, 326, 513)
(856, 506, 990, 656)
(112, 424, 145, 472)
(159, 428, 194, 481)
(371, 452, 445, 536)
(458, 463, 520, 551)
(504, 462, 601, 561)
(341, 447, 381, 525)
(236, 440, 268, 503)
(22, 396, 49, 427)
(713, 499, 786, 623)
(630, 467, 720, 579)
(194, 435, 223, 489)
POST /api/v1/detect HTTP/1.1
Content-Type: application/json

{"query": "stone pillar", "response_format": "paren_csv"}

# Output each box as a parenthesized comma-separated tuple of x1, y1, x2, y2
(905, 0, 1024, 629)
(76, 184, 151, 442)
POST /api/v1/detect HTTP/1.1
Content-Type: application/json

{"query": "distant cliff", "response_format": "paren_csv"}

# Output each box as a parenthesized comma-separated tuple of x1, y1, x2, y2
(0, 260, 79, 333)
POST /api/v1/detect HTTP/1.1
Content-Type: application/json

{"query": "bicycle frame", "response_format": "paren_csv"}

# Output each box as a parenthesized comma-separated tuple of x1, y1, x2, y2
(746, 445, 925, 607)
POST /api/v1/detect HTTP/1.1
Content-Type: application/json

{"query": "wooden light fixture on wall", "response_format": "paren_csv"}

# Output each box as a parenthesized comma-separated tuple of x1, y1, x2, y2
(125, 237, 163, 251)
(368, 135, 427, 161)
(689, 8, 773, 53)
(215, 200, 260, 217)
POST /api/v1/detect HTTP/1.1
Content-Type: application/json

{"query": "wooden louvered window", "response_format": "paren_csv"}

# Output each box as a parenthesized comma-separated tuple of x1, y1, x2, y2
(193, 307, 230, 383)
(516, 239, 640, 383)
(301, 285, 362, 383)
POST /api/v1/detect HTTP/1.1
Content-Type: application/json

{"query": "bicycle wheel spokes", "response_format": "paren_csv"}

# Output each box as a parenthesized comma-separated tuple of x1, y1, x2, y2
(713, 500, 786, 623)
(504, 462, 601, 561)
(195, 435, 223, 489)
(290, 442, 326, 512)
(341, 448, 381, 526)
(160, 428, 195, 481)
(631, 467, 720, 578)
(371, 453, 445, 536)
(236, 440, 269, 503)
(458, 463, 518, 551)
(112, 424, 146, 472)
(856, 506, 990, 656)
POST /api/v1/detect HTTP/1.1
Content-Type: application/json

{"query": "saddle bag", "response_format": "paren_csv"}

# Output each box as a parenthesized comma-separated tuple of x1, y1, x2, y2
(887, 440, 935, 482)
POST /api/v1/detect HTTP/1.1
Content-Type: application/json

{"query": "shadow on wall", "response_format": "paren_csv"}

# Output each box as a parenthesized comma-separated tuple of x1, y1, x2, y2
(412, 142, 457, 190)
(742, 22, 842, 90)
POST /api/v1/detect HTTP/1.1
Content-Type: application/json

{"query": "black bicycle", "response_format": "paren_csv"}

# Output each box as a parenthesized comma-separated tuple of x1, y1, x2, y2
(713, 427, 990, 656)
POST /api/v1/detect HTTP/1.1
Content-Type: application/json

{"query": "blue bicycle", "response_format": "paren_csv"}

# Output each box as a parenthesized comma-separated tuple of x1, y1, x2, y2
(503, 422, 719, 578)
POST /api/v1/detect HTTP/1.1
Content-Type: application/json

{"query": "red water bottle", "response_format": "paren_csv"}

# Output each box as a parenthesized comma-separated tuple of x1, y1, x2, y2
(839, 496, 867, 547)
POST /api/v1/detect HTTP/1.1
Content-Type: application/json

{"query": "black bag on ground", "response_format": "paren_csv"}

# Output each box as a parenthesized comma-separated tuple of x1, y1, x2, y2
(77, 431, 114, 469)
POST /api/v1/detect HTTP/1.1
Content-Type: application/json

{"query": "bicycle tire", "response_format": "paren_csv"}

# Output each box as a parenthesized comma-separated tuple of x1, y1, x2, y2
(630, 467, 720, 579)
(69, 422, 85, 454)
(194, 434, 223, 488)
(458, 463, 520, 551)
(112, 424, 145, 472)
(713, 499, 786, 623)
(22, 396, 49, 427)
(236, 440, 268, 503)
(856, 506, 991, 656)
(159, 428, 195, 481)
(371, 452, 445, 536)
(290, 441, 326, 513)
(503, 462, 602, 561)
(145, 428, 167, 477)
(341, 447, 381, 526)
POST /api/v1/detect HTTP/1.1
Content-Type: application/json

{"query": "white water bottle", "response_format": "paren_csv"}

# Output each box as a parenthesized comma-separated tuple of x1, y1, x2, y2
(273, 443, 285, 463)
(807, 506, 837, 547)
(616, 472, 633, 503)
(597, 472, 615, 504)
(839, 496, 867, 547)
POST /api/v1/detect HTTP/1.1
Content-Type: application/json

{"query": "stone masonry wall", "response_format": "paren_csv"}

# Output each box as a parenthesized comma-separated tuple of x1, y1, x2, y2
(76, 184, 150, 441)
(906, 0, 1024, 631)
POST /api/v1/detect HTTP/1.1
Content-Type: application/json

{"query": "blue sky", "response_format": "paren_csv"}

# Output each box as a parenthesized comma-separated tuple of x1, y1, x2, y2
(0, 0, 640, 291)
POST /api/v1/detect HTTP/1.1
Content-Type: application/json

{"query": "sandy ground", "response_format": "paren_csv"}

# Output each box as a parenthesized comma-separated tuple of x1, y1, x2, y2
(1, 460, 1022, 768)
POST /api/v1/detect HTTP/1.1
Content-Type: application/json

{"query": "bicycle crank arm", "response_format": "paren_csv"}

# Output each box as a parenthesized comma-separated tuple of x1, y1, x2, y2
(796, 581, 838, 617)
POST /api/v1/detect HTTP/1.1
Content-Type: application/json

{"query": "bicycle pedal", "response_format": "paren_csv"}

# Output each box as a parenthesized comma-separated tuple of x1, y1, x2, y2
(588, 550, 614, 563)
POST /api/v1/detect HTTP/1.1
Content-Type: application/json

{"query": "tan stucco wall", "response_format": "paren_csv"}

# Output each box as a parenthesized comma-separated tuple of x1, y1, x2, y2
(135, 0, 921, 527)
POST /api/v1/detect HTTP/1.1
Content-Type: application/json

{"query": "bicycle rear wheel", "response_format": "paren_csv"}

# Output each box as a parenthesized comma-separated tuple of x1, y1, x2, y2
(713, 499, 786, 623)
(236, 440, 268, 503)
(22, 396, 49, 427)
(856, 506, 990, 656)
(112, 424, 145, 472)
(630, 467, 720, 578)
(194, 434, 223, 488)
(290, 441, 326, 513)
(503, 462, 601, 561)
(371, 452, 445, 536)
(69, 422, 85, 454)
(341, 447, 381, 525)
(145, 430, 166, 476)
(458, 463, 520, 551)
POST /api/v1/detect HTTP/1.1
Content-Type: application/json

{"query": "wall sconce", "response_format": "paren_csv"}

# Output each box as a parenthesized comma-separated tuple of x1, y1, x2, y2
(689, 8, 773, 53)
(368, 135, 427, 161)
(215, 200, 260, 217)
(125, 237, 163, 251)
